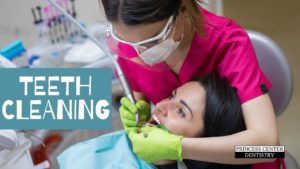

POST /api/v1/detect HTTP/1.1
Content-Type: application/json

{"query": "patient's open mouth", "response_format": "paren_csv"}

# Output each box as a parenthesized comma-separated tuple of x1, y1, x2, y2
(148, 114, 161, 126)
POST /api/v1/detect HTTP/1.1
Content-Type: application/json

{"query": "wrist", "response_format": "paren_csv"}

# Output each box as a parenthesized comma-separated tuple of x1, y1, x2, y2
(181, 137, 190, 159)
(171, 135, 183, 161)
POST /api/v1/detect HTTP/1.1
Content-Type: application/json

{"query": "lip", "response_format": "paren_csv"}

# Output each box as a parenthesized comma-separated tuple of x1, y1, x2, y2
(153, 109, 164, 125)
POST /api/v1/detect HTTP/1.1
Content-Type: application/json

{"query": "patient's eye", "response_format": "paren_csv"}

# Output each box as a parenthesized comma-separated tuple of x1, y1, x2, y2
(177, 108, 186, 118)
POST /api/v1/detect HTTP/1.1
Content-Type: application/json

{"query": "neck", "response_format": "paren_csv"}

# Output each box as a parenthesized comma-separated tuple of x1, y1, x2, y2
(165, 20, 195, 73)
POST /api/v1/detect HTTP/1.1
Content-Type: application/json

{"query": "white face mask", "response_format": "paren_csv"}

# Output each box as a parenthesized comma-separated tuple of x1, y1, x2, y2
(137, 21, 184, 65)
(108, 14, 184, 66)
(138, 37, 181, 65)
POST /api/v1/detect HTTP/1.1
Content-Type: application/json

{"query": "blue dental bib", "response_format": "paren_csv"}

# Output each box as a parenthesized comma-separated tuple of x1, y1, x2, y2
(57, 131, 156, 169)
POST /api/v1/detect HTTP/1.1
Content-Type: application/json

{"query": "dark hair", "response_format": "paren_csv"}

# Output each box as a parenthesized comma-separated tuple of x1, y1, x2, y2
(199, 74, 246, 137)
(100, 0, 204, 34)
(183, 75, 251, 169)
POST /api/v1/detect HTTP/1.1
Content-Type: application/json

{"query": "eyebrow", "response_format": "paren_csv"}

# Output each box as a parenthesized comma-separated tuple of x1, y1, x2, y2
(173, 89, 194, 118)
(180, 100, 194, 118)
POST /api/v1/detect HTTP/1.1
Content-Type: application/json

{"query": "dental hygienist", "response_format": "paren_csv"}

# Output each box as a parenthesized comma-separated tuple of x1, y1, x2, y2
(102, 0, 280, 168)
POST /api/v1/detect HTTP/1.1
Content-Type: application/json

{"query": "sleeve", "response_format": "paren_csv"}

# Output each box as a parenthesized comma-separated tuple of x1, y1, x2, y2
(115, 43, 141, 92)
(217, 20, 272, 104)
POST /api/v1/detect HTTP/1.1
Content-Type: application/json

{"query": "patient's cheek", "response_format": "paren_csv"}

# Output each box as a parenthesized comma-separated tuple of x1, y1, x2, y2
(163, 119, 199, 137)
(164, 122, 186, 136)
(168, 123, 202, 138)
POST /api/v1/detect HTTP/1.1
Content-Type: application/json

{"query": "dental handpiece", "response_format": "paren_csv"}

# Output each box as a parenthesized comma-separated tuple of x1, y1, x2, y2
(46, 0, 140, 125)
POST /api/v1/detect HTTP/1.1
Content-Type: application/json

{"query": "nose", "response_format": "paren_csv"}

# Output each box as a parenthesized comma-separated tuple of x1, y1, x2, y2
(156, 100, 177, 117)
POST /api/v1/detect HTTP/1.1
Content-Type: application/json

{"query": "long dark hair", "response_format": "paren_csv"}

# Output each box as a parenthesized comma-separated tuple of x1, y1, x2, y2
(200, 74, 246, 137)
(100, 0, 204, 34)
(183, 75, 251, 169)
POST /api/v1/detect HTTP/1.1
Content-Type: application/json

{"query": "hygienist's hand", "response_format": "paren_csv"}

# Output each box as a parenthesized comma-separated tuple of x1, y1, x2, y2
(119, 97, 151, 131)
(128, 126, 183, 163)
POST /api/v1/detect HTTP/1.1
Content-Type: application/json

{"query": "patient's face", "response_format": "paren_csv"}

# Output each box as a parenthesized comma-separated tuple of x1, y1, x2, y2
(153, 82, 205, 137)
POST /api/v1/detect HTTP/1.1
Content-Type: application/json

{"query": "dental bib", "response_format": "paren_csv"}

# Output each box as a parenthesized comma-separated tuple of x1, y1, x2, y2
(57, 131, 156, 169)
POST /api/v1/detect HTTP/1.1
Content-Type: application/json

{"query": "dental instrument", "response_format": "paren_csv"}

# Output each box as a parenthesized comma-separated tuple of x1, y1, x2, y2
(70, 0, 76, 18)
(31, 8, 38, 24)
(36, 6, 43, 23)
(46, 0, 140, 125)
(32, 8, 44, 40)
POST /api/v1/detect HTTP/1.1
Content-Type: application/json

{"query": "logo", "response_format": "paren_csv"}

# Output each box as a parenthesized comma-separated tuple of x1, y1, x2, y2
(235, 146, 285, 158)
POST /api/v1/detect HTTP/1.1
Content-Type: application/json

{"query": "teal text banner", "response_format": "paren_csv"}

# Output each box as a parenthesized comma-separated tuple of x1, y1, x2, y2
(0, 68, 112, 129)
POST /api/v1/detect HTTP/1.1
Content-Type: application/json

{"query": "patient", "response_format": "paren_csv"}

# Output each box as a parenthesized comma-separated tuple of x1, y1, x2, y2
(148, 74, 250, 169)
(57, 74, 250, 169)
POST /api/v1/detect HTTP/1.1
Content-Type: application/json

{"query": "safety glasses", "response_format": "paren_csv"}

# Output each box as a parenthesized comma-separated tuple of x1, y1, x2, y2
(107, 15, 175, 50)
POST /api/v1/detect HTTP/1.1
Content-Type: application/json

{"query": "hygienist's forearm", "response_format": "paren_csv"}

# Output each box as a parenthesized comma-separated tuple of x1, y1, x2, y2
(133, 91, 148, 101)
(181, 129, 279, 164)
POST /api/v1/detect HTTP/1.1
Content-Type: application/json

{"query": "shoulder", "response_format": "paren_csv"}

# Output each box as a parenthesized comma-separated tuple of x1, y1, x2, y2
(189, 8, 251, 64)
(200, 8, 249, 39)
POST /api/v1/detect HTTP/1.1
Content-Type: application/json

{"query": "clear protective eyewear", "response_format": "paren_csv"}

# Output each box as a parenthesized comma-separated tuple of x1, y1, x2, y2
(105, 15, 176, 72)
(107, 15, 174, 51)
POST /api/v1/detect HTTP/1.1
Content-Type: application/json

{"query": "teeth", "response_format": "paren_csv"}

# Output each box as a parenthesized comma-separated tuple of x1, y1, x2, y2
(153, 114, 161, 124)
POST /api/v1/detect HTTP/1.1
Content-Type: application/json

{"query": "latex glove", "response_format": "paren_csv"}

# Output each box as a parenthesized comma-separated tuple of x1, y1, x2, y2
(119, 97, 151, 131)
(128, 126, 183, 163)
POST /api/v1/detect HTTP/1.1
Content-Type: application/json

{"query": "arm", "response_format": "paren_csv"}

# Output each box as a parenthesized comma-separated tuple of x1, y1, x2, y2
(133, 91, 148, 102)
(182, 94, 279, 164)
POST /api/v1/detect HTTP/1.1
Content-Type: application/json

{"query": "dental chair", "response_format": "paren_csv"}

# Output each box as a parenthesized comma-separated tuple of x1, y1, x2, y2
(248, 31, 299, 169)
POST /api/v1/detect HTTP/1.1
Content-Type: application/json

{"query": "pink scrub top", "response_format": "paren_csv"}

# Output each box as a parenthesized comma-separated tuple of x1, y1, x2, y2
(116, 8, 285, 169)
(117, 8, 271, 104)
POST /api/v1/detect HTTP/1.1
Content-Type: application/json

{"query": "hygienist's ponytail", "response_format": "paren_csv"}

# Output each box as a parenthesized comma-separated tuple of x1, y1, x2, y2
(184, 0, 204, 35)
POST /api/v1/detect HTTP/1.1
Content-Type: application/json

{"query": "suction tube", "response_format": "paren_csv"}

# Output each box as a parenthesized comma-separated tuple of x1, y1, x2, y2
(46, 0, 139, 124)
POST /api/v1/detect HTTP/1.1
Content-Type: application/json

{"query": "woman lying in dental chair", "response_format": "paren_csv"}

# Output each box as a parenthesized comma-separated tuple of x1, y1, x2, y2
(146, 74, 249, 169)
(57, 74, 284, 169)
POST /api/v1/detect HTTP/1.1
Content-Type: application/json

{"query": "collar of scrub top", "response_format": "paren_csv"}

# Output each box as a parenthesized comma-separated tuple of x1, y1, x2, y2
(107, 14, 175, 49)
